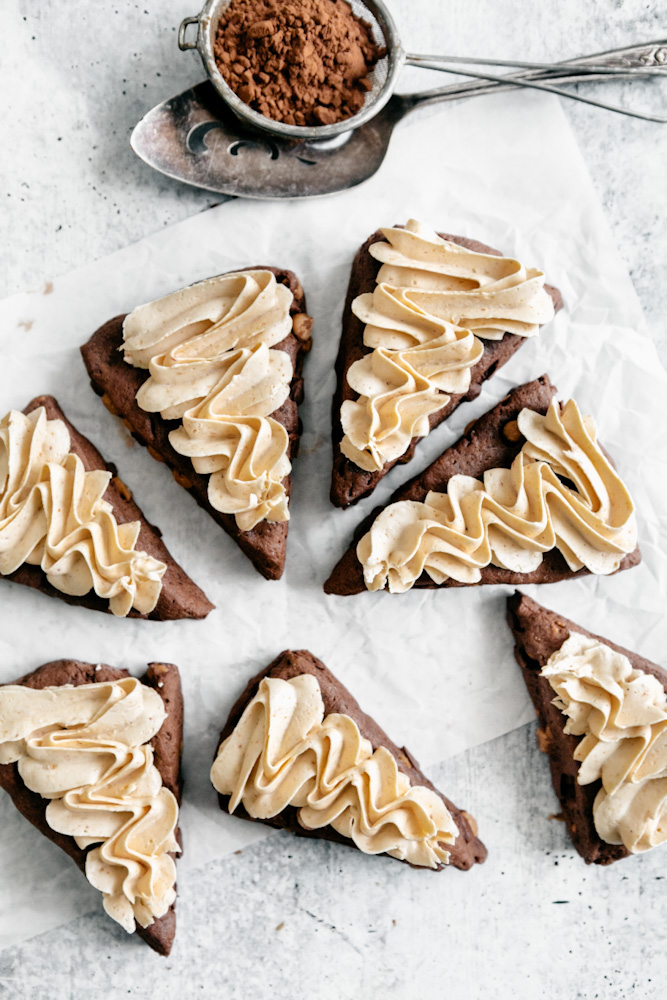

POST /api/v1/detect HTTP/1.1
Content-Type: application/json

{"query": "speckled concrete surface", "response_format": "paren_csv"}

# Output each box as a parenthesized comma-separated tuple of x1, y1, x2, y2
(3, 1, 667, 997)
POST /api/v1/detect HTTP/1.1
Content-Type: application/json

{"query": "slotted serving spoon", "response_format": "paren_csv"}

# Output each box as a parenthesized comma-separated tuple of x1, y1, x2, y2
(131, 37, 667, 199)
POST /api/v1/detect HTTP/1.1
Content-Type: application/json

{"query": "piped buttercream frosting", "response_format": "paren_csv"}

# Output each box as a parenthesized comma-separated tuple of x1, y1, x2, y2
(357, 398, 636, 593)
(543, 632, 667, 854)
(0, 677, 180, 931)
(341, 219, 555, 471)
(0, 407, 165, 616)
(122, 270, 296, 531)
(211, 673, 458, 868)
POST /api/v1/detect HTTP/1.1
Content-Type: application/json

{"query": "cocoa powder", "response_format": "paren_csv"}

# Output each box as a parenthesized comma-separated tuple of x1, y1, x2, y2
(213, 0, 386, 127)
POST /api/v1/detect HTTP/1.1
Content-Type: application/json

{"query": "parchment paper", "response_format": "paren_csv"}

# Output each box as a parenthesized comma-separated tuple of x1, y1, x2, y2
(1, 88, 666, 952)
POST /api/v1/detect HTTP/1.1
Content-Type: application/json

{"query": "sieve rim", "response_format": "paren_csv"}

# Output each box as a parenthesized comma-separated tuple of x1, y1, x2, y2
(180, 0, 404, 141)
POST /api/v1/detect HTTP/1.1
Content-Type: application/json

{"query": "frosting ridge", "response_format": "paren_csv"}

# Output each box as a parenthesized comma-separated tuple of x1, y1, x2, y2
(0, 408, 165, 616)
(123, 270, 296, 530)
(0, 677, 180, 932)
(340, 219, 555, 472)
(211, 673, 458, 868)
(357, 398, 636, 592)
(542, 632, 667, 854)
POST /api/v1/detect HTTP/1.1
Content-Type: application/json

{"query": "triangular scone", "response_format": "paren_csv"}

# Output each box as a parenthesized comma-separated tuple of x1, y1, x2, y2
(0, 396, 213, 619)
(211, 649, 487, 871)
(331, 224, 562, 508)
(507, 592, 667, 865)
(81, 267, 313, 581)
(325, 376, 640, 596)
(0, 659, 183, 954)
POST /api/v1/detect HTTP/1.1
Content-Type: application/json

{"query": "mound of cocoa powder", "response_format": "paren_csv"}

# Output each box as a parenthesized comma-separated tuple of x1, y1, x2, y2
(213, 0, 386, 127)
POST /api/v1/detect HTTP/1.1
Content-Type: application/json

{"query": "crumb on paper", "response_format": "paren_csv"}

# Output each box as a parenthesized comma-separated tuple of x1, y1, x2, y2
(43, 281, 53, 295)
(275, 922, 284, 932)
(17, 320, 33, 332)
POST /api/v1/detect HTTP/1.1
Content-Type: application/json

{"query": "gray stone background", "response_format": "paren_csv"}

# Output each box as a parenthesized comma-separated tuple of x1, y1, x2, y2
(2, 1, 666, 997)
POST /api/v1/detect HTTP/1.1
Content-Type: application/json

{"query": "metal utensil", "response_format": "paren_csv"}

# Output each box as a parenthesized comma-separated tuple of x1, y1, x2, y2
(177, 0, 403, 141)
(131, 40, 667, 199)
(178, 0, 667, 137)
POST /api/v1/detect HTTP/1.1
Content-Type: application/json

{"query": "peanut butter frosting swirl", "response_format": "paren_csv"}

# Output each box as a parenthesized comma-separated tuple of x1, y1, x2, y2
(0, 408, 165, 616)
(122, 270, 295, 531)
(340, 219, 555, 472)
(543, 633, 667, 854)
(0, 677, 180, 932)
(358, 398, 636, 593)
(210, 673, 458, 868)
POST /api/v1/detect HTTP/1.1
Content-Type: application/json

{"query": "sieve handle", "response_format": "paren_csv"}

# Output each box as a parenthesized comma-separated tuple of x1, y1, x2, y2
(399, 40, 667, 118)
(178, 16, 201, 51)
(405, 42, 667, 78)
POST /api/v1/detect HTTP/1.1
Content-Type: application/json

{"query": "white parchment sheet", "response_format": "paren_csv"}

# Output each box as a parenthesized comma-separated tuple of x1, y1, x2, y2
(0, 89, 666, 952)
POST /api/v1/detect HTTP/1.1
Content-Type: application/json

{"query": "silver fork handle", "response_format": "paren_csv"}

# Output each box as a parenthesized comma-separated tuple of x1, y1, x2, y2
(400, 40, 667, 111)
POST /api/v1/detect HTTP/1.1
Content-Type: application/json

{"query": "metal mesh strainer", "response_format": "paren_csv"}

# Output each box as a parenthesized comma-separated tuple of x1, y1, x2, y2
(178, 0, 403, 140)
(178, 0, 667, 134)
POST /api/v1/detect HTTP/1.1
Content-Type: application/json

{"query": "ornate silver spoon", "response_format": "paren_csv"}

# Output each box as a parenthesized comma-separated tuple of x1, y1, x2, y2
(131, 39, 667, 199)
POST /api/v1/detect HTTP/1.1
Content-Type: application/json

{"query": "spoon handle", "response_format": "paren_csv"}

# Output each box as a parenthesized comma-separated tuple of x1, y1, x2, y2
(399, 39, 667, 111)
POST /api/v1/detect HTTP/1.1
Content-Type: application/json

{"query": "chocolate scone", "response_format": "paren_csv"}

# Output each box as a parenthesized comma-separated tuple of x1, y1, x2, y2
(331, 224, 562, 508)
(81, 267, 313, 581)
(325, 375, 640, 596)
(0, 659, 183, 954)
(507, 592, 667, 865)
(211, 649, 487, 871)
(0, 395, 213, 619)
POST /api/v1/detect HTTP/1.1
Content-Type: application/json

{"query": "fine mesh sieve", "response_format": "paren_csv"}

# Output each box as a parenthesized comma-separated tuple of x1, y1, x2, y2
(178, 0, 404, 141)
(178, 0, 667, 134)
